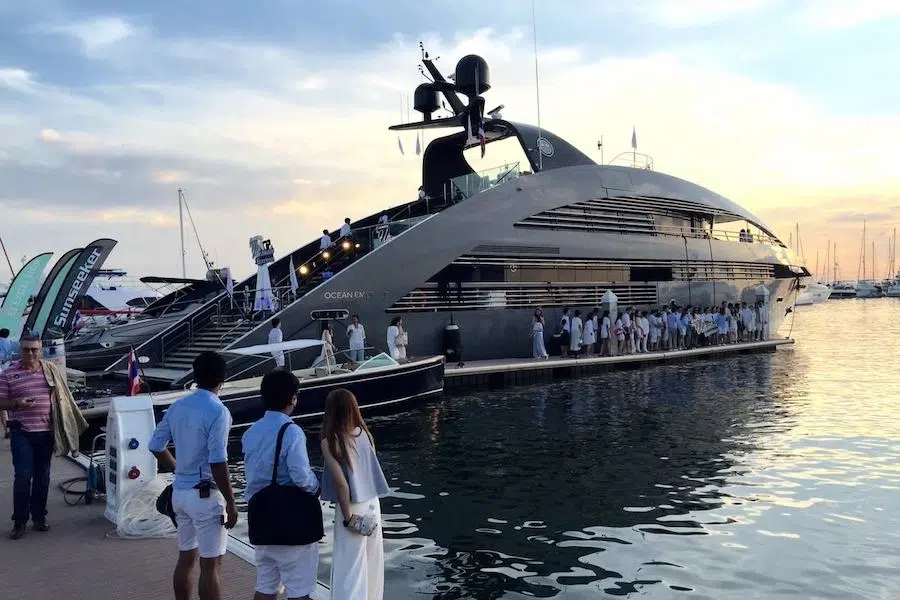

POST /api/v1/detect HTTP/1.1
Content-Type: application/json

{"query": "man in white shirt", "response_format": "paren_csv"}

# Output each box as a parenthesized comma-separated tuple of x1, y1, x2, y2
(339, 218, 352, 239)
(319, 230, 332, 251)
(345, 315, 366, 363)
(268, 318, 284, 368)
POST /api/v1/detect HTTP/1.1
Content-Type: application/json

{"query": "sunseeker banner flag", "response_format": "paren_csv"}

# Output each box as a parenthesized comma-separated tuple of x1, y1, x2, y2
(41, 238, 118, 338)
(0, 252, 53, 338)
(22, 248, 83, 335)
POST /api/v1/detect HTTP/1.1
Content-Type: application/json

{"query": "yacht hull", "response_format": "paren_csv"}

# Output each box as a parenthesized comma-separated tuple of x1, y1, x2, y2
(229, 164, 801, 362)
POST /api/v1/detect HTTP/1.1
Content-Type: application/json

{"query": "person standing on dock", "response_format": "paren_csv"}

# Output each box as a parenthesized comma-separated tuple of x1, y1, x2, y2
(243, 370, 321, 600)
(581, 310, 596, 357)
(599, 310, 611, 356)
(0, 332, 87, 540)
(531, 309, 549, 359)
(320, 388, 390, 600)
(569, 310, 584, 356)
(558, 307, 571, 357)
(148, 351, 238, 600)
(269, 318, 285, 368)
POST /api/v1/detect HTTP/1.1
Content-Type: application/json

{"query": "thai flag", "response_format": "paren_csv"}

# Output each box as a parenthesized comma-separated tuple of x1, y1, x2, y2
(126, 348, 143, 396)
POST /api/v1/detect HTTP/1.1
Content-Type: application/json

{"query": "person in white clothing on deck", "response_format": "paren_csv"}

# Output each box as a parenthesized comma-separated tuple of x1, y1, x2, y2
(320, 230, 333, 251)
(268, 318, 284, 368)
(346, 315, 366, 363)
(242, 370, 320, 600)
(339, 218, 352, 239)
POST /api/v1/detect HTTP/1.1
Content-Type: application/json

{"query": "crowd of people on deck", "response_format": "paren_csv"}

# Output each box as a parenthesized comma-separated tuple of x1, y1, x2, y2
(532, 300, 770, 359)
(1, 341, 389, 600)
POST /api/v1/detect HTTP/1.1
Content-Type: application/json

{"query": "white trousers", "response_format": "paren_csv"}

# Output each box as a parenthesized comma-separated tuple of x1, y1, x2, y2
(330, 499, 384, 600)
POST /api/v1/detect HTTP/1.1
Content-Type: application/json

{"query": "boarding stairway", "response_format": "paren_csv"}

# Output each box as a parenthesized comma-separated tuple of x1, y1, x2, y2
(149, 238, 363, 375)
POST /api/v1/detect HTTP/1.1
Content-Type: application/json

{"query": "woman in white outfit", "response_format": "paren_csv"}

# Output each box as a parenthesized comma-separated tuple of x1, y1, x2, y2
(386, 317, 402, 360)
(531, 309, 549, 359)
(581, 310, 596, 356)
(569, 309, 584, 355)
(321, 389, 390, 600)
(319, 323, 336, 371)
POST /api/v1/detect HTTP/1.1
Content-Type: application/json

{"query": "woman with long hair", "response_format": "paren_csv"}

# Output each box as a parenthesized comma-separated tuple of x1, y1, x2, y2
(386, 316, 402, 360)
(320, 389, 390, 599)
(531, 308, 549, 359)
(319, 322, 336, 370)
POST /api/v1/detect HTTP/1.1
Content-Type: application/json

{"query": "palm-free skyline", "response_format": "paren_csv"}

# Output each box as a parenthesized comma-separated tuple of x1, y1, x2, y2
(1, 1, 898, 281)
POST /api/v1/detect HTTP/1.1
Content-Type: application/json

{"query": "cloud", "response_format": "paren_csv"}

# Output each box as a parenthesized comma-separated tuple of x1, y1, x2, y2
(0, 68, 36, 92)
(794, 0, 900, 31)
(626, 0, 773, 27)
(0, 15, 897, 281)
(40, 16, 138, 53)
(38, 127, 60, 142)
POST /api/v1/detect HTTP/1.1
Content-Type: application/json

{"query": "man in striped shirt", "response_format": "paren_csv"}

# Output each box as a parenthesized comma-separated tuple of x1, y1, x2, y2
(0, 333, 54, 539)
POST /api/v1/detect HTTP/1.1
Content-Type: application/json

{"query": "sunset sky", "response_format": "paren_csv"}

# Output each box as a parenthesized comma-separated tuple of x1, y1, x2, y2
(1, 0, 898, 283)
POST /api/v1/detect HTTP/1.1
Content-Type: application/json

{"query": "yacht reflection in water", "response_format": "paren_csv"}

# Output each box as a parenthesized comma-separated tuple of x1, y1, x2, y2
(363, 356, 783, 598)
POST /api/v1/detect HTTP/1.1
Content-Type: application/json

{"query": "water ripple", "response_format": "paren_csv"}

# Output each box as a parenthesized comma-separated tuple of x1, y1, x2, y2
(227, 298, 900, 598)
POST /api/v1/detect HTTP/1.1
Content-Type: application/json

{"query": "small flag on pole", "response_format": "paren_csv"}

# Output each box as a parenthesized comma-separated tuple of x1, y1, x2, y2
(126, 347, 143, 396)
(288, 256, 299, 295)
(631, 126, 637, 150)
(397, 136, 405, 156)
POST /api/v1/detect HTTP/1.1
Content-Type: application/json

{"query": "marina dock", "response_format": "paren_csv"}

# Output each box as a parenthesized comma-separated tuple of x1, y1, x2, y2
(0, 440, 329, 600)
(445, 338, 794, 389)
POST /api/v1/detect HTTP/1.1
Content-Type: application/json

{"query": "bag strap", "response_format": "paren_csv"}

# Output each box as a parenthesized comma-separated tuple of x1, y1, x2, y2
(272, 421, 294, 486)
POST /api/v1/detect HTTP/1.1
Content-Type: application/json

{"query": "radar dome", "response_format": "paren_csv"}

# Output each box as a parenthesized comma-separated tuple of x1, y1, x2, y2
(413, 83, 440, 116)
(454, 55, 490, 97)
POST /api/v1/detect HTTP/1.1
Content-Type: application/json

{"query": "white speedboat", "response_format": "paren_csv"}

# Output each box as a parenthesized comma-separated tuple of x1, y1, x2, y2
(796, 282, 831, 305)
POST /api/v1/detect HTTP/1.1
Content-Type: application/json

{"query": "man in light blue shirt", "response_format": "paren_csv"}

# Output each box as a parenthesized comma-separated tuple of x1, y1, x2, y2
(149, 351, 237, 600)
(242, 370, 319, 600)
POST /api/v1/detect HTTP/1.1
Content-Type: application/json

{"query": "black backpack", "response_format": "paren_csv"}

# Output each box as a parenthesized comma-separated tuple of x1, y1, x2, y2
(247, 422, 324, 545)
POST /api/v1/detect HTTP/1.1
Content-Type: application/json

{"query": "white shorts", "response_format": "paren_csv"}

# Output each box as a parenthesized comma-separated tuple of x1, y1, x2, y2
(255, 544, 319, 597)
(172, 488, 228, 559)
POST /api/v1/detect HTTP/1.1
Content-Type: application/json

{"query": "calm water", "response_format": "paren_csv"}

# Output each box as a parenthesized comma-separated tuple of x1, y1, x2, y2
(229, 298, 900, 599)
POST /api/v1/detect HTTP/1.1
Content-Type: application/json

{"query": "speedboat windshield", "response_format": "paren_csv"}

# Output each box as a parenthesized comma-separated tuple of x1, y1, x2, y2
(355, 352, 399, 371)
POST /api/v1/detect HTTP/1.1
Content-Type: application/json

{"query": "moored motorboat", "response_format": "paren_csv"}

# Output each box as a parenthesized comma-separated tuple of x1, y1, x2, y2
(76, 338, 444, 447)
(796, 282, 831, 305)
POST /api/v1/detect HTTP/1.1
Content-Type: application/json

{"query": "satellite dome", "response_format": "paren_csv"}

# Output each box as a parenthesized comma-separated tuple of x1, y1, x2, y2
(454, 55, 490, 97)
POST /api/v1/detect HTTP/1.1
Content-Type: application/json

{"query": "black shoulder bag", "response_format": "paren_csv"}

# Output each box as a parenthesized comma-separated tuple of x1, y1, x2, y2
(247, 422, 324, 546)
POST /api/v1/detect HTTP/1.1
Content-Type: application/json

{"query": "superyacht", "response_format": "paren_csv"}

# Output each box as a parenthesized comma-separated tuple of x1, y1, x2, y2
(114, 49, 807, 383)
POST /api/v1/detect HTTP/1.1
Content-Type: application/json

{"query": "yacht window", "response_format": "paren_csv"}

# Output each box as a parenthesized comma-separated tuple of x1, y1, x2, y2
(310, 309, 350, 320)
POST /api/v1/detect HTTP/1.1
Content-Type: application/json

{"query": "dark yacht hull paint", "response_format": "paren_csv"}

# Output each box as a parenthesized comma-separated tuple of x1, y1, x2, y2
(79, 356, 445, 448)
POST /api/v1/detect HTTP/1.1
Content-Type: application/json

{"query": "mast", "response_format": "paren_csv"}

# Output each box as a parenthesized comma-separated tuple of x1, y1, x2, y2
(872, 240, 876, 281)
(178, 188, 187, 278)
(0, 236, 14, 278)
(531, 0, 543, 171)
(824, 240, 830, 284)
(858, 221, 866, 282)
(814, 251, 819, 281)
(834, 242, 838, 283)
